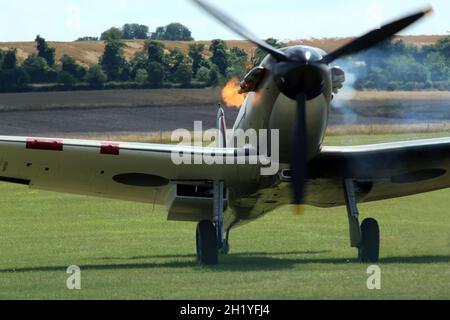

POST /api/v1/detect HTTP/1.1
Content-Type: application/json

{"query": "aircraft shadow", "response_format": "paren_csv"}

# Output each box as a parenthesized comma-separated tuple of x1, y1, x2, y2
(0, 253, 449, 274)
(99, 250, 329, 261)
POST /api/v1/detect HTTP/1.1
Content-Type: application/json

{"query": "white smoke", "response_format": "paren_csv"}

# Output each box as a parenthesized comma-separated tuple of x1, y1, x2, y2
(330, 59, 364, 125)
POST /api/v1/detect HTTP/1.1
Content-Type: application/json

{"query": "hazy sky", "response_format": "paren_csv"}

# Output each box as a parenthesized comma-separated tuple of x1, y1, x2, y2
(0, 0, 448, 42)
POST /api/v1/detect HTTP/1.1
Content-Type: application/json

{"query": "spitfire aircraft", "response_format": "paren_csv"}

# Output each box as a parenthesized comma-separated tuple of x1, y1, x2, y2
(0, 1, 441, 265)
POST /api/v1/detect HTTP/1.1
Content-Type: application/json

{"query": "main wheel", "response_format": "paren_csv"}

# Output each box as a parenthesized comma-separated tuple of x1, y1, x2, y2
(358, 218, 380, 263)
(196, 220, 218, 265)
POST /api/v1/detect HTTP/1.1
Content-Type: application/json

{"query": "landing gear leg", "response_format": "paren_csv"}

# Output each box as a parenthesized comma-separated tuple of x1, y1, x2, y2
(343, 178, 380, 263)
(221, 229, 231, 255)
(195, 180, 227, 265)
(213, 180, 229, 255)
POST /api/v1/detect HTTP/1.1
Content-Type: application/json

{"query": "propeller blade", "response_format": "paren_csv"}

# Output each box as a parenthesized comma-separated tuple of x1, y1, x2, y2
(190, 0, 289, 62)
(322, 7, 433, 64)
(291, 94, 308, 207)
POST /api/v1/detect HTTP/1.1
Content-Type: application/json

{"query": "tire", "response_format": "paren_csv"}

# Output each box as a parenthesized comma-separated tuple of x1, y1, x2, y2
(196, 220, 218, 265)
(359, 218, 380, 263)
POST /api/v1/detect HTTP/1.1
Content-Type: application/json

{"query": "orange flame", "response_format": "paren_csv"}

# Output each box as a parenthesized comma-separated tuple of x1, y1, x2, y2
(222, 78, 246, 108)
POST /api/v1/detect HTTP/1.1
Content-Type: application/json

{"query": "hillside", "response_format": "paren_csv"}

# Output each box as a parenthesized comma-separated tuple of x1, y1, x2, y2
(0, 35, 446, 67)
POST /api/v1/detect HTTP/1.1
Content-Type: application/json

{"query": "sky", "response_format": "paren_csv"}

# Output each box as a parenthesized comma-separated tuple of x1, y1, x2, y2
(0, 0, 449, 42)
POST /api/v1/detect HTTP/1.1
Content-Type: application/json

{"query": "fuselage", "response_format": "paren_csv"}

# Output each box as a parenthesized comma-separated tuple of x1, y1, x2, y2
(225, 45, 333, 228)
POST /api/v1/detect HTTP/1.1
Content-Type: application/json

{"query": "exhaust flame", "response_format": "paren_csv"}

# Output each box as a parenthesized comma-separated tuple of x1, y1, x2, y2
(222, 78, 246, 108)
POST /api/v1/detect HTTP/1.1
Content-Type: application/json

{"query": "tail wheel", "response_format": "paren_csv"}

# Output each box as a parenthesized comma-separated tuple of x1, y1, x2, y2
(358, 218, 380, 263)
(196, 220, 218, 265)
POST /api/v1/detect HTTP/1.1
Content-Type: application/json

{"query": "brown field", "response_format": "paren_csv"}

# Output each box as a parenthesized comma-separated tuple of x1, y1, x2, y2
(0, 35, 446, 67)
(0, 88, 223, 112)
(1, 89, 450, 140)
(326, 123, 450, 136)
(332, 90, 450, 121)
(0, 89, 448, 112)
(336, 90, 450, 106)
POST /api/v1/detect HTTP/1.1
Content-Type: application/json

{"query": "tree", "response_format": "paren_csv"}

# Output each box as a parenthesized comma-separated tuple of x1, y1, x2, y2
(135, 25, 150, 39)
(209, 39, 229, 75)
(167, 48, 185, 66)
(76, 36, 99, 41)
(130, 51, 148, 79)
(208, 64, 221, 86)
(196, 66, 211, 83)
(61, 54, 86, 81)
(253, 38, 286, 65)
(0, 49, 4, 66)
(119, 61, 132, 81)
(122, 24, 149, 40)
(100, 27, 123, 41)
(23, 54, 49, 83)
(146, 41, 166, 64)
(189, 43, 206, 76)
(147, 61, 165, 87)
(165, 48, 194, 85)
(134, 68, 148, 84)
(230, 46, 247, 59)
(172, 58, 193, 86)
(99, 38, 127, 81)
(150, 23, 193, 41)
(341, 38, 450, 90)
(425, 52, 449, 81)
(0, 49, 29, 90)
(433, 36, 450, 64)
(166, 47, 186, 81)
(122, 24, 136, 39)
(151, 27, 166, 41)
(366, 66, 388, 87)
(362, 40, 407, 69)
(2, 49, 17, 69)
(227, 46, 248, 79)
(165, 23, 193, 41)
(0, 67, 29, 91)
(35, 35, 55, 66)
(385, 55, 429, 83)
(85, 65, 107, 88)
(58, 71, 76, 88)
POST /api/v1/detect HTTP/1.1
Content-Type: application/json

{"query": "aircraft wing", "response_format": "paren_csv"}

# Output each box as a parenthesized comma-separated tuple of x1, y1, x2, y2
(307, 137, 450, 207)
(0, 136, 260, 206)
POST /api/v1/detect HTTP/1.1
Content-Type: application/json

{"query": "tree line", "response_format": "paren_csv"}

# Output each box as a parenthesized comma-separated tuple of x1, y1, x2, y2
(0, 34, 254, 92)
(0, 33, 449, 93)
(340, 37, 450, 91)
(76, 22, 194, 42)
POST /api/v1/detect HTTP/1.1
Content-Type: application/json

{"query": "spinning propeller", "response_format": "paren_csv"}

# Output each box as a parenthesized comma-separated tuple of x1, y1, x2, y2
(191, 0, 432, 208)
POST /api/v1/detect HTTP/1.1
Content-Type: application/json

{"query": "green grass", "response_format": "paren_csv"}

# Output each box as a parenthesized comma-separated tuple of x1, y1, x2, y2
(0, 132, 449, 300)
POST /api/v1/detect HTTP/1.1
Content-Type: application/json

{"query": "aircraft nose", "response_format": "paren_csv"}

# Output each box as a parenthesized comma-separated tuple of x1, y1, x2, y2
(274, 62, 326, 101)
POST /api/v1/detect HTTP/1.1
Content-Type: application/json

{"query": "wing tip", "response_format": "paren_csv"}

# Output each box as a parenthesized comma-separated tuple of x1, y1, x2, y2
(423, 6, 434, 16)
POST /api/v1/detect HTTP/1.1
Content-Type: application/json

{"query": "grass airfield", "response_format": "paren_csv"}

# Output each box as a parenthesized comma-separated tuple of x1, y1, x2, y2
(0, 132, 449, 300)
